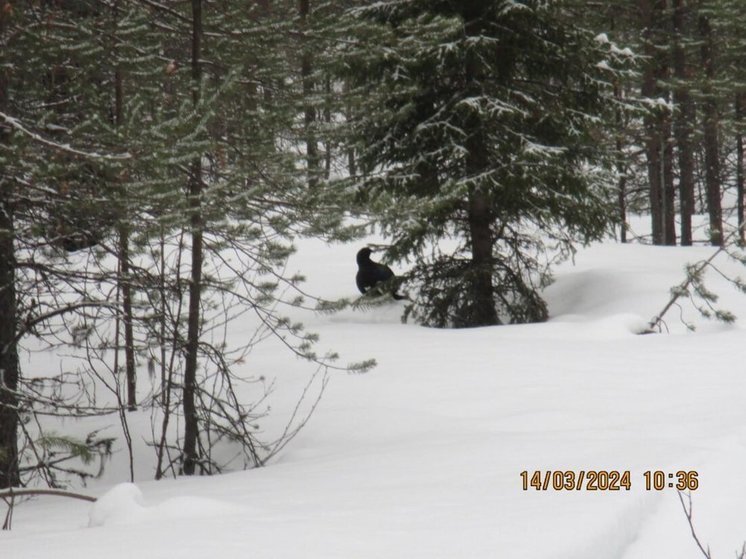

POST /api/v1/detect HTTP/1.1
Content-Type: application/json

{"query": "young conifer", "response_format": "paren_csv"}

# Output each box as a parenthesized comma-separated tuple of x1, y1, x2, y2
(335, 0, 628, 327)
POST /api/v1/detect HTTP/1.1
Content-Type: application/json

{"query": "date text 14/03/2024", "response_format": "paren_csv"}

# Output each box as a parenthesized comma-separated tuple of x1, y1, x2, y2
(520, 470, 699, 491)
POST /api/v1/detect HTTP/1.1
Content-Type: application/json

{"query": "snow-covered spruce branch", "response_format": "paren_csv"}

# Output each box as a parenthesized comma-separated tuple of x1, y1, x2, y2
(645, 222, 746, 333)
(644, 247, 726, 333)
(0, 111, 131, 160)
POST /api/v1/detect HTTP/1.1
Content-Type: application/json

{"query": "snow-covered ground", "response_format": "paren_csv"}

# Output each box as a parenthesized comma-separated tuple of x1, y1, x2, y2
(4, 218, 746, 559)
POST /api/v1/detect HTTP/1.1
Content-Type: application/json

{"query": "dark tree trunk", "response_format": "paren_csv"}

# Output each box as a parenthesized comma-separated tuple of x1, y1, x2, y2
(347, 145, 356, 177)
(119, 224, 137, 411)
(644, 122, 664, 244)
(183, 0, 203, 476)
(113, 59, 136, 412)
(699, 13, 723, 246)
(300, 0, 318, 188)
(344, 81, 356, 177)
(662, 115, 676, 245)
(672, 0, 695, 246)
(324, 75, 332, 180)
(640, 0, 668, 245)
(0, 186, 19, 490)
(736, 93, 745, 244)
(608, 9, 628, 244)
(466, 188, 499, 326)
(0, 8, 19, 487)
(463, 7, 498, 327)
(614, 82, 628, 243)
(645, 128, 663, 245)
(617, 172, 627, 244)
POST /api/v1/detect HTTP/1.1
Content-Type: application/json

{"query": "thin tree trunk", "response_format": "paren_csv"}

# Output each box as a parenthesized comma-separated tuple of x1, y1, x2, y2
(640, 0, 667, 245)
(645, 120, 664, 245)
(119, 224, 137, 411)
(609, 10, 628, 244)
(0, 7, 19, 488)
(324, 75, 332, 180)
(183, 0, 203, 476)
(614, 81, 628, 243)
(617, 173, 627, 243)
(300, 0, 318, 188)
(155, 228, 184, 480)
(112, 54, 137, 412)
(672, 0, 695, 246)
(699, 13, 723, 246)
(347, 144, 356, 177)
(344, 82, 356, 177)
(663, 114, 676, 245)
(736, 93, 745, 245)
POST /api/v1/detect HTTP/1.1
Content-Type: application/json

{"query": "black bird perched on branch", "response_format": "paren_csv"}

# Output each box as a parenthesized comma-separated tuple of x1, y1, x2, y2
(355, 247, 406, 300)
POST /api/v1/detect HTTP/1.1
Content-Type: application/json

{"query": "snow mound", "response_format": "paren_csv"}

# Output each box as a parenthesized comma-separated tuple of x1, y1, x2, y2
(89, 483, 244, 528)
(88, 483, 146, 527)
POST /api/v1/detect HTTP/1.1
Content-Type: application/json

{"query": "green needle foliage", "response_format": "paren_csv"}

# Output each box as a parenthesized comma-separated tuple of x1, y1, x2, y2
(331, 0, 630, 327)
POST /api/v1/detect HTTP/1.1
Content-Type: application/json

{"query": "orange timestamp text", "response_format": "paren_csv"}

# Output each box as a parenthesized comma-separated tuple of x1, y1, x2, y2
(520, 470, 699, 491)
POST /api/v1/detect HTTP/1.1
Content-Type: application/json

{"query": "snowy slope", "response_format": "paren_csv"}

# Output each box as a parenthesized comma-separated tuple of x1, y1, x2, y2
(4, 227, 746, 559)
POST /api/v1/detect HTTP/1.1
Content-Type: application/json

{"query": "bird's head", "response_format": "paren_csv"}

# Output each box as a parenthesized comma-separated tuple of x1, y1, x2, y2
(356, 247, 373, 265)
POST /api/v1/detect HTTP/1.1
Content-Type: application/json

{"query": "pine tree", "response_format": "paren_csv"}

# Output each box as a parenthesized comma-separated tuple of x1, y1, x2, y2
(113, 0, 365, 475)
(1, 0, 365, 483)
(0, 0, 135, 487)
(335, 0, 624, 327)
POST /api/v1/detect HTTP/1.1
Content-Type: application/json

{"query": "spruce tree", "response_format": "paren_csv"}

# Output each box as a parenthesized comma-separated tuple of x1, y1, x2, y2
(336, 0, 625, 327)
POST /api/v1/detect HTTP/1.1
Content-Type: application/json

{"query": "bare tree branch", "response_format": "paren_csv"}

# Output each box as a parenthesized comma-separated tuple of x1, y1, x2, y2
(677, 490, 712, 559)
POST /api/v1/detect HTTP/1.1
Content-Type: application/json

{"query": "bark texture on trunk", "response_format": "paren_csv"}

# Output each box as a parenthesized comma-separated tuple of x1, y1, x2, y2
(0, 7, 20, 489)
(463, 6, 499, 327)
(0, 190, 19, 489)
(737, 93, 745, 244)
(640, 0, 669, 245)
(183, 0, 203, 476)
(699, 13, 723, 246)
(119, 224, 137, 411)
(662, 116, 676, 245)
(672, 0, 695, 246)
(300, 0, 318, 188)
(113, 52, 137, 412)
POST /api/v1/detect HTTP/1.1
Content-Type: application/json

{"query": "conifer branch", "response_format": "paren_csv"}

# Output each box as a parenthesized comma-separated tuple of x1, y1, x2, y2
(0, 112, 131, 160)
(645, 221, 746, 333)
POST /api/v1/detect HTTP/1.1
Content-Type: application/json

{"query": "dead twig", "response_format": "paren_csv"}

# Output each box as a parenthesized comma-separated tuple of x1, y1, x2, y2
(677, 490, 712, 559)
(1, 488, 97, 531)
